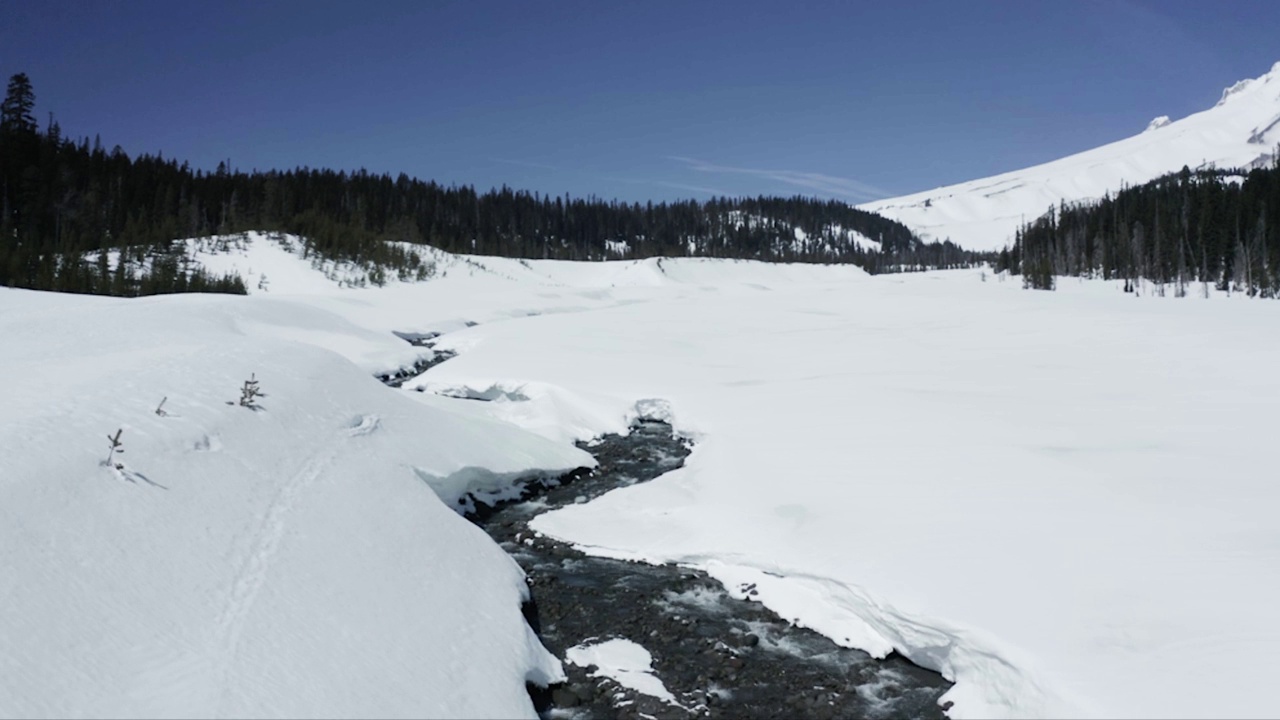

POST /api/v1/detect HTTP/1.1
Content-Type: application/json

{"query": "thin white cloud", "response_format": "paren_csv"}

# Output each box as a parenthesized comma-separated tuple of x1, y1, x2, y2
(488, 160, 735, 199)
(668, 155, 890, 202)
(488, 157, 566, 172)
(616, 177, 734, 197)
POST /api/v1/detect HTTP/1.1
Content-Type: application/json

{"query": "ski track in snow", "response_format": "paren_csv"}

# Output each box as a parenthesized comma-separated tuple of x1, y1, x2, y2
(212, 435, 343, 713)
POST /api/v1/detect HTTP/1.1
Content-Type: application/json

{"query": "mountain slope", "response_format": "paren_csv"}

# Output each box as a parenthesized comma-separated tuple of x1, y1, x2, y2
(861, 62, 1280, 251)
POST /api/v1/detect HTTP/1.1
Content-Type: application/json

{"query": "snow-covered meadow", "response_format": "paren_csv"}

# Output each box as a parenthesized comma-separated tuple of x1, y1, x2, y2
(4, 233, 1280, 718)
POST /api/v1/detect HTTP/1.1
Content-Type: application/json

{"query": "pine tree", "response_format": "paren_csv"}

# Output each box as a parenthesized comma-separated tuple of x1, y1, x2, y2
(0, 73, 37, 135)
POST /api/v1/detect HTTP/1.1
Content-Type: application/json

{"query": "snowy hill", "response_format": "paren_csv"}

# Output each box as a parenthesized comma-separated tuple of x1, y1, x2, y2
(861, 61, 1280, 251)
(0, 285, 591, 718)
(156, 230, 872, 297)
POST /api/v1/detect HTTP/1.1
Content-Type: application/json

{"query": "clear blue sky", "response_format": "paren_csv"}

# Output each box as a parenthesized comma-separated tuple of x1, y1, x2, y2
(3, 0, 1278, 203)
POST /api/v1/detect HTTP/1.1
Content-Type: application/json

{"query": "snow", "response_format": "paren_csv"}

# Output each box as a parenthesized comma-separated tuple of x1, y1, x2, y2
(177, 232, 437, 291)
(0, 284, 592, 718)
(720, 211, 880, 256)
(394, 258, 1280, 718)
(566, 638, 677, 704)
(791, 223, 881, 253)
(8, 232, 1280, 718)
(605, 239, 631, 257)
(862, 62, 1280, 251)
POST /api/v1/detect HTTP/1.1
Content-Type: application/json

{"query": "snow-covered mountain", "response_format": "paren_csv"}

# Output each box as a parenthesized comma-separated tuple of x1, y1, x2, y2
(861, 62, 1280, 251)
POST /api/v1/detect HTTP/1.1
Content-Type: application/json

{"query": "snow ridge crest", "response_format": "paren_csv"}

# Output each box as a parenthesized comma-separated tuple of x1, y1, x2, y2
(1217, 60, 1280, 107)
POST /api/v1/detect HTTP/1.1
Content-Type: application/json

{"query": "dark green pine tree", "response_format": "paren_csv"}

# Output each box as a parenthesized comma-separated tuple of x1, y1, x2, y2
(1007, 165, 1280, 298)
(1, 73, 38, 134)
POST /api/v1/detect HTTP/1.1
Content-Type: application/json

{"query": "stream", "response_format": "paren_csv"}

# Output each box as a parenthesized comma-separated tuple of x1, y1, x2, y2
(382, 335, 953, 718)
(466, 420, 953, 720)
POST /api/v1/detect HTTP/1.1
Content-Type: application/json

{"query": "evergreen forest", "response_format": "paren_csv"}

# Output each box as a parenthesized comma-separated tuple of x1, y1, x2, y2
(999, 163, 1280, 297)
(0, 73, 982, 298)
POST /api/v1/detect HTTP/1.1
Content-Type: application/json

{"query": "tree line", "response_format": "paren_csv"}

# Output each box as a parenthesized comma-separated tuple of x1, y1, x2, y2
(998, 162, 1280, 296)
(1, 72, 986, 297)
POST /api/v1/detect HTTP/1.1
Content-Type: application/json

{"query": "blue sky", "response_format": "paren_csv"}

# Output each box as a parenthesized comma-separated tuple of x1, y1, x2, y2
(3, 0, 1278, 203)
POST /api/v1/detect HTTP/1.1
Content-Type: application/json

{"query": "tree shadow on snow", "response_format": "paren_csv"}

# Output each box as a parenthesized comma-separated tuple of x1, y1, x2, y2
(107, 463, 169, 490)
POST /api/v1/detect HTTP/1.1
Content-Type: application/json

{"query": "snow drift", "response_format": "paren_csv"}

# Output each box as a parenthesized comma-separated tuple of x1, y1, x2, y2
(0, 286, 591, 718)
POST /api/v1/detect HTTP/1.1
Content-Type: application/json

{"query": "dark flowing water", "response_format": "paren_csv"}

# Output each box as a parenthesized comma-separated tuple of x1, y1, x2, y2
(465, 421, 953, 720)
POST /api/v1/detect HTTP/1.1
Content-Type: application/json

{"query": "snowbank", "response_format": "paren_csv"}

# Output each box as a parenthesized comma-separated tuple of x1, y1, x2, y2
(0, 286, 592, 718)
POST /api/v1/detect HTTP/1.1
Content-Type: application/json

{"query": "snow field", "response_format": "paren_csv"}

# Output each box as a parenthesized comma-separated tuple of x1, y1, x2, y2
(185, 235, 1280, 718)
(8, 231, 1280, 719)
(410, 263, 1280, 718)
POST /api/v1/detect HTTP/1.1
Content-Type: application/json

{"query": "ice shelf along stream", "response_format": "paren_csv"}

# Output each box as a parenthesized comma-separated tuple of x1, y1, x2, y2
(464, 419, 953, 720)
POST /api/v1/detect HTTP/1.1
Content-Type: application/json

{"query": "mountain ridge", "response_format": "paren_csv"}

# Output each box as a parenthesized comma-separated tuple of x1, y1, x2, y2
(861, 61, 1280, 251)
